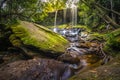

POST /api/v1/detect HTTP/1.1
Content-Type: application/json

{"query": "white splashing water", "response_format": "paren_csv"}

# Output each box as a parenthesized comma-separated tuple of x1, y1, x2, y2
(53, 10, 58, 32)
(63, 8, 67, 24)
(54, 0, 79, 32)
(65, 0, 79, 27)
(41, 0, 49, 2)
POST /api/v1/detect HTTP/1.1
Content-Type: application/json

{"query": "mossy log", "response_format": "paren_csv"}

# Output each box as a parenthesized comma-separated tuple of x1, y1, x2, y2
(9, 21, 69, 57)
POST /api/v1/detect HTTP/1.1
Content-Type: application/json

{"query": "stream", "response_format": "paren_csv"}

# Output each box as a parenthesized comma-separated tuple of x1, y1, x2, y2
(56, 28, 102, 77)
(0, 28, 103, 80)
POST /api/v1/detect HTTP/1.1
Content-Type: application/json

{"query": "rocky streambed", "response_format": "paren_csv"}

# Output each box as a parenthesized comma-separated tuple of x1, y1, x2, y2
(0, 27, 109, 80)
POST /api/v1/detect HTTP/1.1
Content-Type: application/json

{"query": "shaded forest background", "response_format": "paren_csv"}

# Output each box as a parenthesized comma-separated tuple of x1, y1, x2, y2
(0, 0, 120, 27)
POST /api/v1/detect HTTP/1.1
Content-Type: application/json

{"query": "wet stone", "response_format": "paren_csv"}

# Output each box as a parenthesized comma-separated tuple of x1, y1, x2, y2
(0, 58, 74, 80)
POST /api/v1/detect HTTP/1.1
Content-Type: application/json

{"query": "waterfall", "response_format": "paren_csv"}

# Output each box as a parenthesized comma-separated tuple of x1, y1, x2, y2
(74, 6, 77, 26)
(71, 5, 77, 27)
(66, 0, 79, 28)
(63, 8, 67, 24)
(53, 0, 79, 32)
(53, 10, 58, 33)
(71, 7, 75, 27)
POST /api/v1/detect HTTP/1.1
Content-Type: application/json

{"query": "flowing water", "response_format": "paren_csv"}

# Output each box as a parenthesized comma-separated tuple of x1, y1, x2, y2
(53, 0, 79, 32)
(63, 8, 67, 24)
(71, 3, 77, 27)
(53, 11, 58, 33)
(0, 27, 102, 80)
(66, 0, 79, 27)
(57, 28, 102, 74)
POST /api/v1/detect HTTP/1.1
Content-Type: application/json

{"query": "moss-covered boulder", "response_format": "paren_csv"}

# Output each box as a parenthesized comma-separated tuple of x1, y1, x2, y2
(9, 21, 69, 57)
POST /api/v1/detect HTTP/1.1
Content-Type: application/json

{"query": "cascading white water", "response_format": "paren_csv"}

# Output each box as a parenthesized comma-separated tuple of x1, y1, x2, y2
(71, 4, 77, 27)
(63, 8, 67, 24)
(71, 5, 75, 27)
(53, 0, 79, 32)
(53, 10, 58, 33)
(74, 6, 77, 26)
(65, 0, 79, 28)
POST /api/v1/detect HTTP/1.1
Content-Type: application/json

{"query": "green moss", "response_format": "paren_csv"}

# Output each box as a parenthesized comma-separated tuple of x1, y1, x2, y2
(9, 34, 22, 47)
(98, 24, 106, 30)
(103, 28, 120, 55)
(109, 28, 120, 37)
(10, 21, 69, 53)
(46, 24, 91, 32)
(75, 25, 91, 32)
(87, 32, 105, 42)
(90, 33, 104, 37)
(104, 37, 120, 54)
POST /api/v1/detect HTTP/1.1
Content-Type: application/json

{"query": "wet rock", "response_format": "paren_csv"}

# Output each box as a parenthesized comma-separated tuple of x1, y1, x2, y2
(58, 53, 90, 72)
(0, 58, 74, 80)
(58, 53, 80, 64)
(90, 43, 99, 47)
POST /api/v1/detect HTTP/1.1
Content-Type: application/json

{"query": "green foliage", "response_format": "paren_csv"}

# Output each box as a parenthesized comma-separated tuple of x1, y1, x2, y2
(0, 0, 45, 24)
(9, 34, 22, 47)
(43, 0, 65, 12)
(78, 1, 101, 28)
(0, 0, 67, 26)
(104, 29, 120, 54)
(98, 23, 106, 30)
(88, 32, 105, 42)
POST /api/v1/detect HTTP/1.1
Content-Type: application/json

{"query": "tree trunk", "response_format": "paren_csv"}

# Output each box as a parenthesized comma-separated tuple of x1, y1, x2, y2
(110, 0, 114, 20)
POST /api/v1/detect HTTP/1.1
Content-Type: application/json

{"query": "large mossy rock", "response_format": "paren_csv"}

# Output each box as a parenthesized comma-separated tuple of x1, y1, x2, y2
(9, 21, 69, 56)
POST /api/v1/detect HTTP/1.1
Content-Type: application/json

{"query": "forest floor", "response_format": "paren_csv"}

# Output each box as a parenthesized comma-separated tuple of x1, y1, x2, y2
(70, 53, 120, 80)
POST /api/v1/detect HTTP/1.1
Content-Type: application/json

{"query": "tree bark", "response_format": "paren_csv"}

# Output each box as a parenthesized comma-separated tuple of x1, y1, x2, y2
(110, 0, 114, 19)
